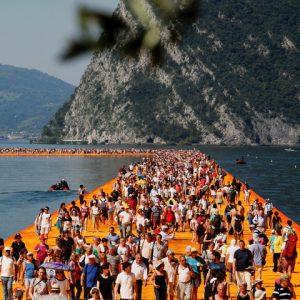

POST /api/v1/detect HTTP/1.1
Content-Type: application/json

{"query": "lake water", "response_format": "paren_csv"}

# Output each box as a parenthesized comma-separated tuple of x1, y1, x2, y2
(0, 140, 299, 238)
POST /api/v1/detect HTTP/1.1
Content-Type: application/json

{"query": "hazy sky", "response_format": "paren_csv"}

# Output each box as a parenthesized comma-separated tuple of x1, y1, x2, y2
(0, 0, 119, 85)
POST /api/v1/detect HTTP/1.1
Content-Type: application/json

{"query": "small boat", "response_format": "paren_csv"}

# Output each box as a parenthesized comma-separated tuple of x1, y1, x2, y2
(236, 157, 246, 165)
(284, 148, 297, 152)
(49, 179, 70, 192)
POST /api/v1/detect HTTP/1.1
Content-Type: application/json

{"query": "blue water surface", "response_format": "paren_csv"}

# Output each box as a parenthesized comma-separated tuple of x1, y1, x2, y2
(0, 140, 299, 238)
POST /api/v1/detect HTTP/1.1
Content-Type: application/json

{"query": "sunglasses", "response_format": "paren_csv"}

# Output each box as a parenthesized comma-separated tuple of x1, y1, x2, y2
(92, 291, 99, 294)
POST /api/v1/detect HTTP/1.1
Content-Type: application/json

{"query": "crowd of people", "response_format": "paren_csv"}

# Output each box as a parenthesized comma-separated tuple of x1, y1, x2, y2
(0, 148, 152, 156)
(0, 150, 298, 300)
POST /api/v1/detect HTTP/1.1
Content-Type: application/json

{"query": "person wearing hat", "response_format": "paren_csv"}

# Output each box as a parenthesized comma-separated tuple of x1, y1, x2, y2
(272, 275, 296, 300)
(81, 254, 101, 300)
(252, 279, 266, 300)
(0, 246, 15, 300)
(89, 287, 101, 300)
(50, 282, 61, 294)
(150, 260, 168, 300)
(186, 248, 206, 300)
(22, 252, 37, 300)
(160, 225, 175, 243)
(263, 199, 273, 229)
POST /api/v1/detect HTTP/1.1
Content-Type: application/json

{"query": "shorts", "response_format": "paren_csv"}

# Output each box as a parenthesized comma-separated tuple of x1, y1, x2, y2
(40, 226, 50, 234)
(25, 278, 34, 287)
(191, 274, 201, 288)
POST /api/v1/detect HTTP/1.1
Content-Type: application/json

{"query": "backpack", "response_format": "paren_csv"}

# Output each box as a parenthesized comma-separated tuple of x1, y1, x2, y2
(196, 223, 205, 237)
(204, 278, 217, 300)
(211, 214, 221, 229)
(282, 234, 298, 259)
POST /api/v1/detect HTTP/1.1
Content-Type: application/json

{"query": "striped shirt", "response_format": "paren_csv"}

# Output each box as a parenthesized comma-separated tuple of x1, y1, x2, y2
(272, 286, 293, 299)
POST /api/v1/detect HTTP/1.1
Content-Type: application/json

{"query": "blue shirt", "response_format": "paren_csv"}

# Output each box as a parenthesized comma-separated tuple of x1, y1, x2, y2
(25, 261, 35, 279)
(186, 257, 200, 274)
(83, 263, 100, 288)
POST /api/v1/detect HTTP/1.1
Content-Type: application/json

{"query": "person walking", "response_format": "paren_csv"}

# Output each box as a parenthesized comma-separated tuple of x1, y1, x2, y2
(0, 246, 15, 300)
(233, 240, 253, 291)
(176, 256, 193, 300)
(81, 254, 101, 300)
(131, 254, 148, 300)
(150, 260, 168, 300)
(249, 238, 267, 280)
(114, 262, 137, 300)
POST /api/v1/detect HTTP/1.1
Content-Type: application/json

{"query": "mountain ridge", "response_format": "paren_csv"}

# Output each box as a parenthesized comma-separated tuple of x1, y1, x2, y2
(41, 0, 300, 145)
(0, 64, 74, 135)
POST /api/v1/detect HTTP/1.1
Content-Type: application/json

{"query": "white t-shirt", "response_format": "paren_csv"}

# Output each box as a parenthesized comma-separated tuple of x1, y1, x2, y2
(119, 211, 131, 224)
(0, 256, 15, 277)
(226, 245, 239, 263)
(91, 206, 99, 215)
(116, 271, 136, 299)
(41, 213, 51, 227)
(178, 265, 191, 283)
(162, 257, 176, 283)
(51, 278, 70, 296)
(140, 240, 153, 259)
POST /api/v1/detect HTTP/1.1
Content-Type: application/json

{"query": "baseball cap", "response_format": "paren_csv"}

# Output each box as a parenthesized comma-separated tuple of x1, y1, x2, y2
(4, 246, 11, 251)
(191, 247, 198, 253)
(88, 254, 96, 259)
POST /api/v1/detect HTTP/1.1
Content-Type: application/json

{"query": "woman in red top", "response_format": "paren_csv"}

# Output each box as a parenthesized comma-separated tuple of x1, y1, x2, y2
(33, 237, 49, 266)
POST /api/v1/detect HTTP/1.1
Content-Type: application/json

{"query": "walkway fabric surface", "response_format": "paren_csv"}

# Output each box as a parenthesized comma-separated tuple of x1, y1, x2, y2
(2, 174, 300, 299)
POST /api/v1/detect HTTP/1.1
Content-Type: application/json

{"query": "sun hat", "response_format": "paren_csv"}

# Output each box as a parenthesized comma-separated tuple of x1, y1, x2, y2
(253, 279, 263, 286)
(191, 247, 198, 253)
(88, 254, 96, 259)
(4, 246, 11, 251)
(51, 283, 60, 292)
(154, 260, 164, 269)
(166, 249, 174, 255)
(90, 287, 100, 295)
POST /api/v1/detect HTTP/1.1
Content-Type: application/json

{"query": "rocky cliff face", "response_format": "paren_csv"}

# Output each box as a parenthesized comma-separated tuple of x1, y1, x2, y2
(42, 0, 300, 145)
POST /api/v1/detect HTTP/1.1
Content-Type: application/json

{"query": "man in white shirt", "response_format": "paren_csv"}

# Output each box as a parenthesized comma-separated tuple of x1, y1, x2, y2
(131, 254, 148, 300)
(40, 207, 52, 238)
(119, 207, 132, 238)
(139, 233, 154, 272)
(0, 246, 15, 300)
(114, 262, 137, 300)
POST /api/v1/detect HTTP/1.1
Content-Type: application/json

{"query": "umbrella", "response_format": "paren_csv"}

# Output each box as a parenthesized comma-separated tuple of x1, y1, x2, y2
(41, 262, 73, 271)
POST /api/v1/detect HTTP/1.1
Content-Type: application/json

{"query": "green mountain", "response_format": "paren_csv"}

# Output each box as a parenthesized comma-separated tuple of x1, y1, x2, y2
(0, 64, 74, 135)
(42, 0, 299, 145)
